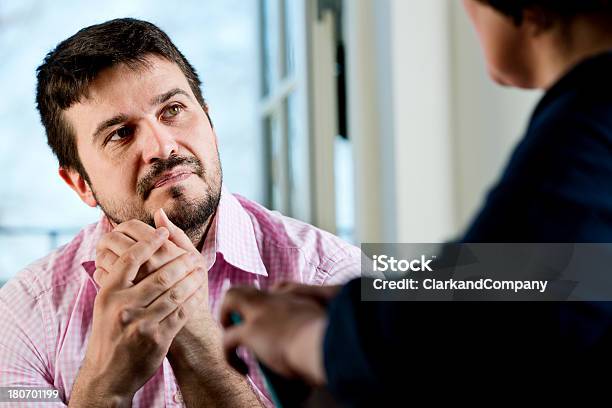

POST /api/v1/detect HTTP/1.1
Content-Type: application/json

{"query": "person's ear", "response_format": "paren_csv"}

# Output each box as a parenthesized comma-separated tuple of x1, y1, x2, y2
(522, 7, 554, 36)
(59, 167, 98, 207)
(205, 111, 219, 149)
(212, 128, 220, 150)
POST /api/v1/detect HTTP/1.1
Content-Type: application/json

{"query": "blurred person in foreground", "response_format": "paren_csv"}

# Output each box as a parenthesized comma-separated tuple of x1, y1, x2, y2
(222, 0, 612, 405)
(0, 18, 360, 407)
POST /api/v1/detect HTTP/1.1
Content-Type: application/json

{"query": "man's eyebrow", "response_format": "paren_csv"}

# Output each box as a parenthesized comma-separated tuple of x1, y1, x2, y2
(150, 88, 191, 106)
(91, 89, 191, 142)
(93, 114, 129, 142)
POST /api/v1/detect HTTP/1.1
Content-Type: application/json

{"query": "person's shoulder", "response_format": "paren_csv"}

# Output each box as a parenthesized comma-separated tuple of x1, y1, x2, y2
(233, 194, 360, 265)
(0, 222, 99, 302)
(521, 84, 612, 174)
(531, 59, 612, 142)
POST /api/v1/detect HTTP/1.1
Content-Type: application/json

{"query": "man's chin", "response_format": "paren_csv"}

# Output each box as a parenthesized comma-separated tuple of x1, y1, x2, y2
(159, 191, 219, 242)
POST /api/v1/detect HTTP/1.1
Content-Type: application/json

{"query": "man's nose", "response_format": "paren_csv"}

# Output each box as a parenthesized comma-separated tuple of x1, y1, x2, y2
(140, 120, 178, 163)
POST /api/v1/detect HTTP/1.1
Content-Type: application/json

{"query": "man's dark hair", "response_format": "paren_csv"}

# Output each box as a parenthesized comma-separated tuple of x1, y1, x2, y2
(479, 0, 612, 25)
(36, 18, 208, 179)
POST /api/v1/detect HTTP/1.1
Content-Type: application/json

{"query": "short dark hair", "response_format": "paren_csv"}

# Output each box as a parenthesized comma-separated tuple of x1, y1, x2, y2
(36, 18, 208, 178)
(479, 0, 612, 25)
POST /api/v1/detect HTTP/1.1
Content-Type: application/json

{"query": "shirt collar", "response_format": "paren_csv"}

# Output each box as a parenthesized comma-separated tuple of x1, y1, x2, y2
(209, 187, 268, 276)
(81, 186, 268, 279)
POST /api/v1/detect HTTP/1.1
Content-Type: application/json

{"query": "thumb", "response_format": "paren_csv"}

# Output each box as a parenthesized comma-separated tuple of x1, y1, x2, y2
(154, 208, 196, 252)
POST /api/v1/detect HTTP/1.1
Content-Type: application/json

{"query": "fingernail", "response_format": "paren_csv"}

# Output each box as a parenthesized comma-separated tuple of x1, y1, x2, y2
(160, 208, 171, 224)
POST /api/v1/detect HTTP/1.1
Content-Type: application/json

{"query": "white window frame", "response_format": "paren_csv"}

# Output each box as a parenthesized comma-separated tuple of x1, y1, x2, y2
(257, 0, 339, 233)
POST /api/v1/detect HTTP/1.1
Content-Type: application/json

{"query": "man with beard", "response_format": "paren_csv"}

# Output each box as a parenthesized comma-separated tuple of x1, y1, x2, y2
(0, 18, 360, 407)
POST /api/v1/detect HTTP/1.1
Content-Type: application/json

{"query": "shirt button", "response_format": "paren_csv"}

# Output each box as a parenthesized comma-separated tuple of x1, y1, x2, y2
(173, 392, 183, 404)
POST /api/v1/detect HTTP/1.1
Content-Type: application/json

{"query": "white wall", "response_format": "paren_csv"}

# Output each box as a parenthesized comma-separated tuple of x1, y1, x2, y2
(389, 0, 455, 243)
(346, 0, 541, 244)
(344, 0, 391, 243)
(449, 1, 541, 234)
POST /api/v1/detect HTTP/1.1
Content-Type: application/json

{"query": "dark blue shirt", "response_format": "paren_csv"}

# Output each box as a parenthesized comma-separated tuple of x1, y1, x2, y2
(464, 51, 612, 242)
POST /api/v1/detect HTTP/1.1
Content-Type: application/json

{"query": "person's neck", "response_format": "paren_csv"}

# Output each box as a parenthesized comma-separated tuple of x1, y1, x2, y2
(533, 15, 612, 90)
(193, 212, 216, 252)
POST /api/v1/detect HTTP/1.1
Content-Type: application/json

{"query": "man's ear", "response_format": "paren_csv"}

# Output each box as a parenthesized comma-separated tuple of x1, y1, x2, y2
(212, 128, 219, 150)
(59, 167, 98, 207)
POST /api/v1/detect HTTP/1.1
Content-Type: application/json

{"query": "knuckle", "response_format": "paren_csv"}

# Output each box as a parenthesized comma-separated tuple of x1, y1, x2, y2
(175, 306, 186, 322)
(96, 250, 108, 265)
(155, 270, 171, 289)
(96, 236, 111, 252)
(117, 307, 133, 326)
(94, 267, 108, 283)
(168, 287, 181, 305)
(120, 251, 139, 267)
(135, 321, 155, 338)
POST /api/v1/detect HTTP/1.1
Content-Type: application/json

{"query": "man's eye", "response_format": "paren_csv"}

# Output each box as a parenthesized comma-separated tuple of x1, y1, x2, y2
(108, 126, 133, 142)
(162, 104, 183, 119)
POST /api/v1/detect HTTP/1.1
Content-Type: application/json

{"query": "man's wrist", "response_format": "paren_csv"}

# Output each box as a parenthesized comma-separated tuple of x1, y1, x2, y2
(168, 343, 229, 381)
(70, 377, 134, 408)
(170, 328, 224, 367)
(70, 361, 135, 408)
(169, 338, 261, 408)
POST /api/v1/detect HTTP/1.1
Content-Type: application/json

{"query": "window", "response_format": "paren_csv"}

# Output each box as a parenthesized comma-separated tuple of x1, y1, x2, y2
(259, 0, 311, 220)
(258, 0, 354, 239)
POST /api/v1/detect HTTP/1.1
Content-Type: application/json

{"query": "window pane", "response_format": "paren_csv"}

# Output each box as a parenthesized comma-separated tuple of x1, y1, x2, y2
(286, 92, 310, 221)
(335, 135, 355, 242)
(282, 0, 297, 77)
(261, 0, 280, 95)
(264, 112, 285, 212)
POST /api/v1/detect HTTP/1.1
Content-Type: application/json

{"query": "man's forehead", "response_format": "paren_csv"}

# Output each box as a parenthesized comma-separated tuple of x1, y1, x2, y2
(83, 56, 190, 106)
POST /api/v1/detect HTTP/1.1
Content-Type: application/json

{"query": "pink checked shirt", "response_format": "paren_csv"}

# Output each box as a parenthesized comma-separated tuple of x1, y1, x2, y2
(0, 189, 360, 407)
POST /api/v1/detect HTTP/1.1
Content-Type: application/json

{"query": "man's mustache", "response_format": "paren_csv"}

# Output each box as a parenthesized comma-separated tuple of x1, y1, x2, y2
(137, 155, 204, 200)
